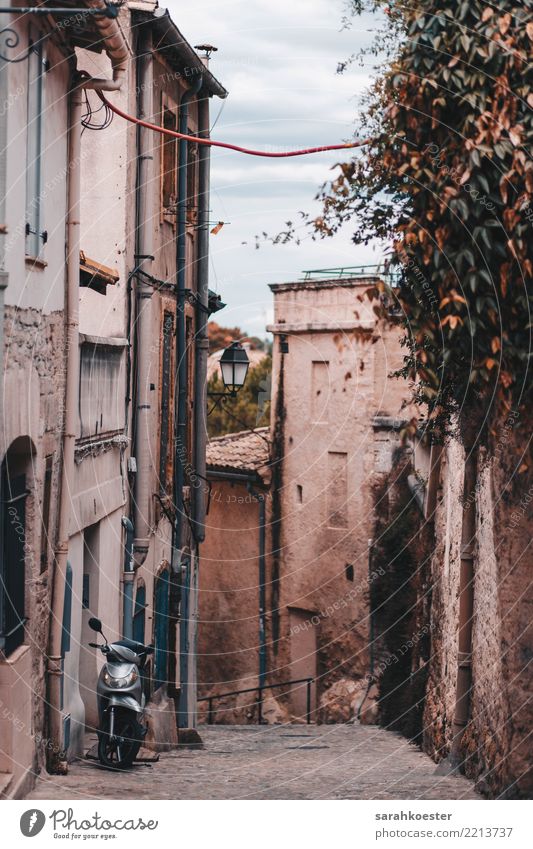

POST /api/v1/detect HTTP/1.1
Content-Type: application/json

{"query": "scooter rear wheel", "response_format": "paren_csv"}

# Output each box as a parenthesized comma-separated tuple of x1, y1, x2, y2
(98, 709, 143, 770)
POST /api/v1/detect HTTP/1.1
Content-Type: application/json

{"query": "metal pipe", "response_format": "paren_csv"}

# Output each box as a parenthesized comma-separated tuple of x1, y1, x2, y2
(47, 82, 83, 773)
(81, 0, 128, 90)
(132, 28, 155, 568)
(191, 91, 211, 543)
(0, 51, 7, 460)
(449, 446, 477, 766)
(121, 516, 134, 639)
(247, 483, 267, 690)
(174, 73, 202, 728)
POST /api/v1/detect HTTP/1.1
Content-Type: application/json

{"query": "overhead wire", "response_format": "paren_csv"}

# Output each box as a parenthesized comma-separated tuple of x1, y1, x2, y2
(91, 85, 371, 158)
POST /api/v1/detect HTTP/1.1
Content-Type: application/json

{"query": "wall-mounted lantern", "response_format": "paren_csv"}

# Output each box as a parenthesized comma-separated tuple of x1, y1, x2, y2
(208, 341, 250, 408)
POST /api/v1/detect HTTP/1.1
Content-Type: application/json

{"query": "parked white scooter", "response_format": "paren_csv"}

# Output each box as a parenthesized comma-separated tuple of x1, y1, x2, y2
(88, 617, 154, 769)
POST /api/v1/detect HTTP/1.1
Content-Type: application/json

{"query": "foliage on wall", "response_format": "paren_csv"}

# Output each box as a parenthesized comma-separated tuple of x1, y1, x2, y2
(313, 1, 533, 439)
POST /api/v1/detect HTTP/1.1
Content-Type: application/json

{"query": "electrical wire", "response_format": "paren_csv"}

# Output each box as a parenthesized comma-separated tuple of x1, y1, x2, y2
(81, 89, 114, 132)
(92, 87, 371, 158)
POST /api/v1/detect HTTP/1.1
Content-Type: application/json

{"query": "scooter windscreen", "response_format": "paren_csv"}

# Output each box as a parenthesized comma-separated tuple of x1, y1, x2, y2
(107, 643, 139, 664)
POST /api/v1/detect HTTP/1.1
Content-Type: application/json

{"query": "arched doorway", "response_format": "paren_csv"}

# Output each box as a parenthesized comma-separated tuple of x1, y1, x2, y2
(0, 438, 35, 656)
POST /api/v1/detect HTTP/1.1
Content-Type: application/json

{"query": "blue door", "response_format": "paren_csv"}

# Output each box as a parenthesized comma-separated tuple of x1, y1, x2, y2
(132, 584, 146, 645)
(154, 570, 169, 689)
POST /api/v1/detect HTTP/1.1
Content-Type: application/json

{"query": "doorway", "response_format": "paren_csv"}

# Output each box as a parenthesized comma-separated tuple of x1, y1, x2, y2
(288, 607, 317, 720)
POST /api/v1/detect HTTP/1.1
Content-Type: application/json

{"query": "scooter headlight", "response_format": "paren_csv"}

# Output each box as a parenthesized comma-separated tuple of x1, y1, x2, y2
(103, 668, 138, 688)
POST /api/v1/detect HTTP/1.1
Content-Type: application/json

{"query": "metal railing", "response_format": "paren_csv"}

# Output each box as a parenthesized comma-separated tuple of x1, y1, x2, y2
(198, 677, 314, 725)
(300, 264, 400, 282)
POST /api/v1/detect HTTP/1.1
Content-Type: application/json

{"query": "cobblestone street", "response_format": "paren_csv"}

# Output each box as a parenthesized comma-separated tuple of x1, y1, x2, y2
(28, 725, 481, 800)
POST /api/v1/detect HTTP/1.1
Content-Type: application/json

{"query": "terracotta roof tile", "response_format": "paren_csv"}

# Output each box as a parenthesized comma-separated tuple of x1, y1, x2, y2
(206, 428, 270, 482)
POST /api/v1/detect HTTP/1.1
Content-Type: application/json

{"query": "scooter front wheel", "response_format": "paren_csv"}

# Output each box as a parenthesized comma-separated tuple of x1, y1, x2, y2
(98, 709, 143, 770)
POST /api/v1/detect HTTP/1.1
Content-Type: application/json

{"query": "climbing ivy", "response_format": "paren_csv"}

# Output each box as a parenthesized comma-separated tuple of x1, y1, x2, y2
(316, 0, 533, 437)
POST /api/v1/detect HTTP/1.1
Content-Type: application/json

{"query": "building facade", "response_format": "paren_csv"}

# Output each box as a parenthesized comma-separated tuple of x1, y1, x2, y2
(0, 0, 226, 796)
(197, 272, 411, 723)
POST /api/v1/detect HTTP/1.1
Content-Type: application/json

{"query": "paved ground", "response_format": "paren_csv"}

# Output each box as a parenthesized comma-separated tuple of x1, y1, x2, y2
(28, 724, 481, 800)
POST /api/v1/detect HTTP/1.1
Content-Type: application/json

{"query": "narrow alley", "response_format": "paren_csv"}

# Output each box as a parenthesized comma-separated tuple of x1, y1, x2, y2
(28, 725, 480, 801)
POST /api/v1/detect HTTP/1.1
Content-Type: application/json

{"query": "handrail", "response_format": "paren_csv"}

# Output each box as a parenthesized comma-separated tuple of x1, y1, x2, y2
(198, 677, 314, 725)
(300, 264, 401, 282)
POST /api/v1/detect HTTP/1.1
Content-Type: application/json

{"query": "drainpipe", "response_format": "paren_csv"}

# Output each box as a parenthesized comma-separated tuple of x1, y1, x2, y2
(121, 516, 134, 640)
(174, 74, 203, 728)
(247, 482, 267, 689)
(191, 91, 211, 543)
(0, 53, 7, 460)
(82, 0, 128, 91)
(47, 16, 128, 771)
(130, 28, 155, 567)
(436, 444, 477, 774)
(47, 82, 83, 773)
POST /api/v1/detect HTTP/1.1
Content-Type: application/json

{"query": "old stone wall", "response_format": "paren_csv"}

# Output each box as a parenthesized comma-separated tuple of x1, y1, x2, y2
(267, 278, 411, 722)
(198, 478, 266, 723)
(2, 304, 66, 783)
(423, 428, 533, 798)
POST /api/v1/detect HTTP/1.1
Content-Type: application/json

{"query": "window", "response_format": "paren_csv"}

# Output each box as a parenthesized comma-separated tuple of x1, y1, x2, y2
(327, 451, 348, 529)
(311, 361, 329, 423)
(25, 37, 46, 257)
(161, 104, 177, 222)
(153, 569, 169, 689)
(0, 458, 28, 655)
(158, 311, 174, 493)
(79, 341, 126, 438)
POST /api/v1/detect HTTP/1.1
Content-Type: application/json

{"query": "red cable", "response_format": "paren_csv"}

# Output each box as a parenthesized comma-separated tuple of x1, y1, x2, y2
(95, 89, 371, 158)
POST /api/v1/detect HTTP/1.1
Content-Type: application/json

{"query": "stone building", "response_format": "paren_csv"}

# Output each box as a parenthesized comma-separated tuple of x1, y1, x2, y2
(0, 0, 123, 798)
(197, 271, 411, 723)
(198, 428, 271, 723)
(267, 273, 410, 721)
(69, 0, 227, 752)
(0, 0, 227, 796)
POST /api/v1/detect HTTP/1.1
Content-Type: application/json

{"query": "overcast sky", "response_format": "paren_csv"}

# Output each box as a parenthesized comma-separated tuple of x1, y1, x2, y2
(167, 0, 383, 336)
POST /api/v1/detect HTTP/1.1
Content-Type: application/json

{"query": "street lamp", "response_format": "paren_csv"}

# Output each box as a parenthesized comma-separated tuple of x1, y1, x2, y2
(219, 342, 250, 395)
(208, 341, 250, 406)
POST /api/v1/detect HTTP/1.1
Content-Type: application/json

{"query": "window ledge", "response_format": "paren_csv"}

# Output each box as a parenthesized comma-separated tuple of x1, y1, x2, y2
(25, 256, 47, 270)
(79, 334, 129, 348)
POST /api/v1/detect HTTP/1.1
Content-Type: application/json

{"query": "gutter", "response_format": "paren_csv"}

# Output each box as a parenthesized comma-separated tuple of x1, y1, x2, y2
(47, 81, 83, 773)
(134, 7, 227, 99)
(174, 72, 203, 729)
(82, 0, 129, 90)
(131, 26, 155, 567)
(247, 483, 267, 690)
(191, 91, 211, 544)
(0, 48, 8, 459)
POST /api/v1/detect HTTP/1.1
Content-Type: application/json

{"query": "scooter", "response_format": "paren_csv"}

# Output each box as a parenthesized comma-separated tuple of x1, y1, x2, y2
(88, 617, 154, 769)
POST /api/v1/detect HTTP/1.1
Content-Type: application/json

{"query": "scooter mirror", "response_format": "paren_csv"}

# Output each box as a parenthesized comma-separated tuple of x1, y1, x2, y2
(88, 617, 103, 633)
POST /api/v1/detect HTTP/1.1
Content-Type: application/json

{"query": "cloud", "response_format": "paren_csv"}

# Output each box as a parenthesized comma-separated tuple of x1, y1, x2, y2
(166, 0, 381, 336)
